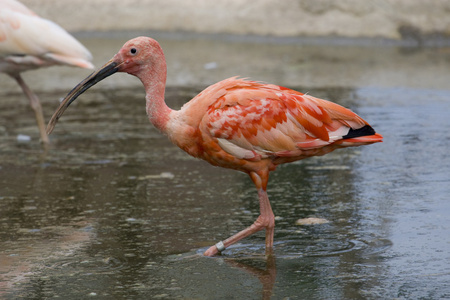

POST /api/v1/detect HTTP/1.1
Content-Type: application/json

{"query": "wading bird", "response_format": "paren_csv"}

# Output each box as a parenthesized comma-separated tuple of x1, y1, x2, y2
(0, 0, 93, 144)
(47, 37, 382, 256)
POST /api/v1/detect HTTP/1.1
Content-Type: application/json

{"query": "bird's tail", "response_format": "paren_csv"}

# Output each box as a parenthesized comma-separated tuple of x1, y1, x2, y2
(338, 125, 383, 146)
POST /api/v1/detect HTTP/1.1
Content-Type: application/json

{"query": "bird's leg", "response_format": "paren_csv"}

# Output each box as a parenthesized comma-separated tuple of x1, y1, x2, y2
(204, 171, 275, 257)
(11, 74, 50, 144)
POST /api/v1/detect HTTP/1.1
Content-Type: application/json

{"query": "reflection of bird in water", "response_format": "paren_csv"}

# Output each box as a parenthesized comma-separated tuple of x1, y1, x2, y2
(46, 37, 383, 256)
(0, 0, 93, 144)
(226, 256, 277, 300)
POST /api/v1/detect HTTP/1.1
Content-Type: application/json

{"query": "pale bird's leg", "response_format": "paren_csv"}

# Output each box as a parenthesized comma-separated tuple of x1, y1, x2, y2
(11, 74, 50, 144)
(204, 171, 275, 257)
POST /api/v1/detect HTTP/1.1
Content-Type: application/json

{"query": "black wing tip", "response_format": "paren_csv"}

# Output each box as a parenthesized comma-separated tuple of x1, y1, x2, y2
(343, 125, 376, 139)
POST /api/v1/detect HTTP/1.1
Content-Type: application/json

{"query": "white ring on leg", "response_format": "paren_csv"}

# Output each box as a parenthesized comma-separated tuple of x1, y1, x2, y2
(215, 241, 226, 252)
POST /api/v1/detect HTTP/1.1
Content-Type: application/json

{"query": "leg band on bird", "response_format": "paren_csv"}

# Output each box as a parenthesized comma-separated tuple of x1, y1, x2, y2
(215, 241, 226, 252)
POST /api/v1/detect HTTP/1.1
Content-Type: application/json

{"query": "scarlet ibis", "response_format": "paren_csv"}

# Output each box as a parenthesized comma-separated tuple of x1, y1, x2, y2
(0, 0, 93, 144)
(46, 37, 382, 256)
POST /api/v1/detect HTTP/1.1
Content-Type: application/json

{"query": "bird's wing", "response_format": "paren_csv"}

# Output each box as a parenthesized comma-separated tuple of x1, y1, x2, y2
(0, 1, 93, 69)
(0, 0, 36, 16)
(201, 79, 370, 161)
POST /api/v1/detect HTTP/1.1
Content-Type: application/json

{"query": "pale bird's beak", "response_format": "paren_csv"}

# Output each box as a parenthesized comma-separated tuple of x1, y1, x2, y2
(46, 60, 120, 135)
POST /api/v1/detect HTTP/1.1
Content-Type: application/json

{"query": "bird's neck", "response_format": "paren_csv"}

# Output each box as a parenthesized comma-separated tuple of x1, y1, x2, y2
(141, 66, 173, 133)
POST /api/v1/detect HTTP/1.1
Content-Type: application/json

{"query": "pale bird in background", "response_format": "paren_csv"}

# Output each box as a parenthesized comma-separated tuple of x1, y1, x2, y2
(0, 0, 93, 144)
(46, 37, 383, 257)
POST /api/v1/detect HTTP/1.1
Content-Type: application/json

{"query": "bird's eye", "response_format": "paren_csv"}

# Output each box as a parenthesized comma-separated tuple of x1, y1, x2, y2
(130, 48, 137, 55)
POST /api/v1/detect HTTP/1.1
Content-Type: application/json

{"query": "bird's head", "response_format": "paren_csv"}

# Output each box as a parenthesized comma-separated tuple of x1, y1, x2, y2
(46, 37, 165, 135)
(113, 37, 165, 76)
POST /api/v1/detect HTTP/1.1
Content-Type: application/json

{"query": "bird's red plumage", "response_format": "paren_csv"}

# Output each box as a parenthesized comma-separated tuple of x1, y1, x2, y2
(166, 77, 381, 174)
(46, 37, 383, 256)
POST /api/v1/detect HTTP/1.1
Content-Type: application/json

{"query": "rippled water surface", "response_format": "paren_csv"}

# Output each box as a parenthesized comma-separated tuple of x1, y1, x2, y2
(1, 33, 449, 299)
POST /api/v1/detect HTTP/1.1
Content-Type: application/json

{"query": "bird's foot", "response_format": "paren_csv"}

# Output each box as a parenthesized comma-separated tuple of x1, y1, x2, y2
(203, 241, 225, 257)
(203, 246, 219, 257)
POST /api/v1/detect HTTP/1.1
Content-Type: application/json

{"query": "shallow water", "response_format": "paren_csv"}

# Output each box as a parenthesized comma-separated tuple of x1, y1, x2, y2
(1, 33, 450, 299)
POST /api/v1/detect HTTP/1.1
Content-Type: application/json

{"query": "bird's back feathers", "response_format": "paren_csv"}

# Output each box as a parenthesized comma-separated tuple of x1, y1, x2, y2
(0, 0, 93, 73)
(169, 77, 382, 168)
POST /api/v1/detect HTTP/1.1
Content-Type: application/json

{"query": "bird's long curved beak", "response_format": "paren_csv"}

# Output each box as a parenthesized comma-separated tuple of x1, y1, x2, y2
(46, 60, 119, 135)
